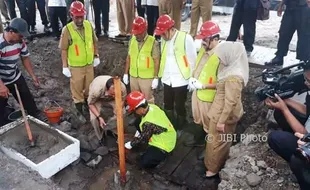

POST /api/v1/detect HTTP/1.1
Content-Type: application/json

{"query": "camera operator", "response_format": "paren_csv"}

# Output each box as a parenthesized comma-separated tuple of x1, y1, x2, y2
(289, 132, 310, 190)
(266, 65, 310, 163)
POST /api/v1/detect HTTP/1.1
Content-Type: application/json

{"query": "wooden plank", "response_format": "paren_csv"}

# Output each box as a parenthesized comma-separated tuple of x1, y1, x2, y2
(170, 147, 204, 185)
(155, 132, 194, 176)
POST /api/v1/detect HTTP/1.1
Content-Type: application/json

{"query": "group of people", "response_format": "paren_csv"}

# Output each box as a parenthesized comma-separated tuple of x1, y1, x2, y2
(55, 0, 249, 176)
(0, 0, 309, 187)
(115, 0, 213, 39)
(113, 13, 249, 176)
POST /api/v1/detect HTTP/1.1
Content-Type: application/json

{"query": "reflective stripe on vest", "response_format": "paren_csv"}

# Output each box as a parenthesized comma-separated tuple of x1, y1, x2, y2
(158, 31, 191, 80)
(67, 20, 94, 67)
(139, 104, 177, 153)
(128, 35, 155, 78)
(195, 48, 219, 102)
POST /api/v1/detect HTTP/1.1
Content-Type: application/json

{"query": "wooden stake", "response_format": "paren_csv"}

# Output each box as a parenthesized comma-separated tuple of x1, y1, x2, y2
(114, 77, 126, 185)
(14, 84, 35, 146)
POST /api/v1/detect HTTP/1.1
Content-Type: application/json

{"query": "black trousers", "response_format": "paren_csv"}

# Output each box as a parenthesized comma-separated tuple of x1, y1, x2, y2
(276, 7, 310, 61)
(12, 0, 29, 25)
(138, 146, 167, 168)
(163, 84, 187, 117)
(28, 0, 49, 27)
(146, 5, 159, 35)
(290, 155, 310, 190)
(136, 0, 145, 18)
(92, 0, 110, 34)
(226, 7, 257, 52)
(268, 107, 307, 162)
(49, 7, 67, 37)
(6, 0, 17, 19)
(0, 75, 39, 126)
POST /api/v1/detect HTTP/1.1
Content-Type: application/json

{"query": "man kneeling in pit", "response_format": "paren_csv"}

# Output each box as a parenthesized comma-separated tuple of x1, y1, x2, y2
(88, 75, 127, 143)
(124, 91, 177, 169)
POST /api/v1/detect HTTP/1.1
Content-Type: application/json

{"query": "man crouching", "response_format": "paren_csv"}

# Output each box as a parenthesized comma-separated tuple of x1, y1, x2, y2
(88, 75, 127, 143)
(124, 91, 177, 169)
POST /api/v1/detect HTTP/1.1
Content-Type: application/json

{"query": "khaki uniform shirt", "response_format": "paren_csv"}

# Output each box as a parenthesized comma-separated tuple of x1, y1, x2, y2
(128, 35, 160, 60)
(88, 75, 127, 105)
(59, 21, 98, 50)
(207, 76, 244, 124)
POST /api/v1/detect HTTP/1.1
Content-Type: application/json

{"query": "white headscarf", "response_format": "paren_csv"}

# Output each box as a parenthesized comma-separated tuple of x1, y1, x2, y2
(214, 41, 249, 86)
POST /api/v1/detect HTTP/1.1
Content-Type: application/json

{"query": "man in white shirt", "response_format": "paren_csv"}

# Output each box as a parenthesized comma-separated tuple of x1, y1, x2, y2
(141, 0, 159, 35)
(48, 0, 67, 40)
(154, 14, 197, 130)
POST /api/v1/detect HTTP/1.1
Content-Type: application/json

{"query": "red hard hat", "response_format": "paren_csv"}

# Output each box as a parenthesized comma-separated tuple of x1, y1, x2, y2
(70, 1, 86, 17)
(132, 17, 147, 35)
(125, 91, 146, 113)
(195, 21, 220, 39)
(154, 15, 175, 35)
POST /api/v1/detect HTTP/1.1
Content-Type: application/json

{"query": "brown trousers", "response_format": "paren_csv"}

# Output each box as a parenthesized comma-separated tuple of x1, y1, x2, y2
(204, 119, 237, 173)
(189, 0, 212, 37)
(158, 0, 182, 30)
(130, 76, 154, 103)
(69, 64, 94, 103)
(117, 0, 135, 35)
(90, 100, 115, 140)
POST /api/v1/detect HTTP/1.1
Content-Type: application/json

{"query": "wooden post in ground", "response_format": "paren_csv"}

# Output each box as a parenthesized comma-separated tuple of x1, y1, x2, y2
(114, 77, 126, 185)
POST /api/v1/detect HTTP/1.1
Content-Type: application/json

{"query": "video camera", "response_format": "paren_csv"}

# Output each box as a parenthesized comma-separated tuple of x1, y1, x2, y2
(296, 133, 310, 163)
(254, 61, 309, 101)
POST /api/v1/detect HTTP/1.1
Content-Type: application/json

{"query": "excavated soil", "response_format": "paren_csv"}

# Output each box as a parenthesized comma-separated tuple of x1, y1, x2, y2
(0, 120, 71, 164)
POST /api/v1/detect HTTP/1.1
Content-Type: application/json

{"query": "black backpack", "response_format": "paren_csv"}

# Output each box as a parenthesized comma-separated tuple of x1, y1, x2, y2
(257, 0, 271, 20)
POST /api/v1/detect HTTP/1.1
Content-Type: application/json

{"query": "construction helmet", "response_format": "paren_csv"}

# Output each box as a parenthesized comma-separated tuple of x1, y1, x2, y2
(132, 16, 147, 35)
(125, 91, 146, 113)
(70, 1, 86, 17)
(195, 21, 220, 39)
(154, 14, 175, 35)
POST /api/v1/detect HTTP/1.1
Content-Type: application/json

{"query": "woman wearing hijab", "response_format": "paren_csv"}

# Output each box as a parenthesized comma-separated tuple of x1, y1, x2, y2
(204, 40, 249, 178)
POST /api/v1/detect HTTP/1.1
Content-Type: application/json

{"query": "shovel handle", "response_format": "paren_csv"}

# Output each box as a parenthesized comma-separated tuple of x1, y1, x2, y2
(14, 84, 34, 143)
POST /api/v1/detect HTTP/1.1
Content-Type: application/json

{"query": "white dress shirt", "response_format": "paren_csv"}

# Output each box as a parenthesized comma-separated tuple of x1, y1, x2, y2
(48, 0, 66, 7)
(161, 31, 197, 88)
(141, 0, 158, 6)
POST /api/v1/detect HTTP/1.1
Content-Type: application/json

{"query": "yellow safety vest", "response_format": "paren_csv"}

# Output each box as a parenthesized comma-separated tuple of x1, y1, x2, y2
(128, 35, 155, 78)
(158, 31, 191, 79)
(195, 48, 219, 102)
(67, 20, 94, 67)
(139, 104, 177, 153)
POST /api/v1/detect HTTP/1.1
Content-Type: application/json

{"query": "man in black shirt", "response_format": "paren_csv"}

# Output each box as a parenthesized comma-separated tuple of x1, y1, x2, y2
(265, 0, 310, 66)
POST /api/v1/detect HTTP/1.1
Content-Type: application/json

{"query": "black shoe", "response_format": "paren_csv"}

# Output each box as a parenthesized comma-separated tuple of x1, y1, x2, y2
(265, 56, 283, 66)
(204, 173, 220, 179)
(44, 25, 50, 33)
(96, 32, 102, 37)
(29, 26, 37, 34)
(114, 34, 127, 38)
(103, 31, 109, 37)
(267, 122, 279, 130)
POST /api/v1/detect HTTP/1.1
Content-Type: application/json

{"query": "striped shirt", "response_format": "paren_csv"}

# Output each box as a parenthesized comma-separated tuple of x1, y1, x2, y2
(0, 34, 29, 85)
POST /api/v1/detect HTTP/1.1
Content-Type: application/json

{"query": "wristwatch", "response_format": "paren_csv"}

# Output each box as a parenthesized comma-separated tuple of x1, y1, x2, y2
(94, 54, 99, 58)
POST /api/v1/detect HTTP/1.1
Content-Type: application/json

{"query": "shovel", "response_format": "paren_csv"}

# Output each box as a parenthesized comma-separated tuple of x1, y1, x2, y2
(14, 84, 35, 147)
